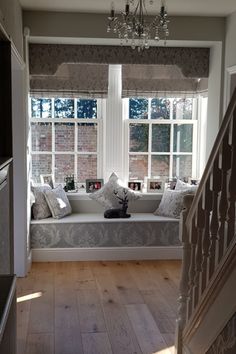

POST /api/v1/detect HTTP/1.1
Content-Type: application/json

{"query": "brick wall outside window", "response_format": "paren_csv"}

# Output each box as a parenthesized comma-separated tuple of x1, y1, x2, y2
(30, 97, 99, 185)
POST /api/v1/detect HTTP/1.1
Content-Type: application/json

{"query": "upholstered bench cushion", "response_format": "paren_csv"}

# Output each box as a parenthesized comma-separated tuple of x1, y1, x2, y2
(30, 213, 180, 249)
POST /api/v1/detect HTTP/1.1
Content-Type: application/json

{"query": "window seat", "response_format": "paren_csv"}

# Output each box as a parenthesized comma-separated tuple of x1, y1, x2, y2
(30, 212, 181, 262)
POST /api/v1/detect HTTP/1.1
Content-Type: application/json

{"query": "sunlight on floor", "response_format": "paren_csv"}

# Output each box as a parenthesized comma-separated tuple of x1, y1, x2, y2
(17, 291, 43, 303)
(153, 345, 175, 354)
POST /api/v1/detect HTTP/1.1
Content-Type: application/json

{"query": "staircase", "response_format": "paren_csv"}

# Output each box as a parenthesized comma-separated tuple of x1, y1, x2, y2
(176, 88, 236, 354)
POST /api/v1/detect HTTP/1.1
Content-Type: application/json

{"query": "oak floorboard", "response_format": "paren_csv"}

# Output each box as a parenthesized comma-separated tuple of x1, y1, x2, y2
(77, 289, 107, 333)
(17, 260, 181, 354)
(109, 261, 144, 305)
(126, 303, 167, 354)
(54, 262, 83, 354)
(82, 333, 113, 354)
(27, 263, 55, 334)
(25, 333, 54, 354)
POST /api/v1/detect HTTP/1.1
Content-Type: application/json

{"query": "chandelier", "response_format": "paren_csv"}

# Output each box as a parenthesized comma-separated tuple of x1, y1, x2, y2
(107, 0, 170, 51)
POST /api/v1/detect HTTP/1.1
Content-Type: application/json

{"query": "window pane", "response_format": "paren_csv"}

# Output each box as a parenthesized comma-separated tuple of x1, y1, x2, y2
(77, 123, 97, 152)
(173, 155, 192, 178)
(152, 124, 170, 152)
(129, 124, 149, 152)
(151, 155, 170, 177)
(129, 155, 148, 180)
(77, 155, 97, 182)
(173, 98, 193, 120)
(31, 154, 52, 183)
(31, 123, 52, 151)
(77, 99, 97, 118)
(129, 98, 148, 119)
(55, 123, 74, 151)
(31, 98, 52, 118)
(55, 154, 74, 183)
(173, 124, 193, 152)
(151, 98, 170, 119)
(54, 98, 74, 118)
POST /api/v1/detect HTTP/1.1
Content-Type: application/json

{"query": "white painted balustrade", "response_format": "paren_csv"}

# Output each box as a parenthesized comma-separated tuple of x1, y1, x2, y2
(176, 88, 236, 353)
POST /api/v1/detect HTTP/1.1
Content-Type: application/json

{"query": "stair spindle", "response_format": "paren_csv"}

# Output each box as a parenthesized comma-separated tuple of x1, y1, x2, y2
(209, 158, 221, 279)
(227, 107, 236, 246)
(201, 178, 212, 292)
(218, 133, 231, 261)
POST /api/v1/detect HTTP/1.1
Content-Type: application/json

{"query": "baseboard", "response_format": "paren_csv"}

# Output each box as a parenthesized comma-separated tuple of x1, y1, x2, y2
(32, 246, 182, 262)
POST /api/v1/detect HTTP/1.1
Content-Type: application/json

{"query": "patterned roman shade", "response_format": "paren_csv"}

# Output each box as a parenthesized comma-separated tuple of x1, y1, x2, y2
(29, 44, 210, 98)
(122, 64, 208, 98)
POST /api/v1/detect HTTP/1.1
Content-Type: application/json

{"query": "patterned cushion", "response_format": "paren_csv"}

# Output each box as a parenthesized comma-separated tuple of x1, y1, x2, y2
(44, 185, 72, 219)
(89, 172, 141, 210)
(175, 179, 198, 192)
(154, 189, 195, 219)
(32, 185, 52, 220)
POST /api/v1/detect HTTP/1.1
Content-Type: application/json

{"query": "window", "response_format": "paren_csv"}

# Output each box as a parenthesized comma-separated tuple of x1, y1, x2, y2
(30, 97, 102, 184)
(126, 97, 198, 181)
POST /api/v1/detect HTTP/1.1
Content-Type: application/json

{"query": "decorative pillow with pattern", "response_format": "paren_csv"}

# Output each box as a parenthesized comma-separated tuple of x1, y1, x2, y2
(44, 184, 72, 219)
(154, 189, 195, 219)
(89, 172, 141, 209)
(175, 179, 198, 192)
(32, 185, 52, 220)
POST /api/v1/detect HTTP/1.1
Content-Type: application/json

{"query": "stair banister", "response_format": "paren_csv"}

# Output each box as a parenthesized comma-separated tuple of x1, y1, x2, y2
(176, 87, 236, 354)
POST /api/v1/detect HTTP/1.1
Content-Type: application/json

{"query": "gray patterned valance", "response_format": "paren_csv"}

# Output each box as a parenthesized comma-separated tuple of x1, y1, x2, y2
(29, 44, 210, 97)
(30, 63, 109, 98)
(122, 64, 208, 98)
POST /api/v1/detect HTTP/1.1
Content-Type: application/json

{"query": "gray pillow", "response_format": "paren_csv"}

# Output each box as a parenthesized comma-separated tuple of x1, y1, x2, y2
(89, 172, 141, 210)
(154, 189, 195, 219)
(32, 185, 52, 220)
(44, 184, 72, 219)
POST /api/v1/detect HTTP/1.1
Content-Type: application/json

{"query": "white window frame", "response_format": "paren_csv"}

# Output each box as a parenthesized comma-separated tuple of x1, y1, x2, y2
(30, 97, 104, 183)
(124, 97, 199, 181)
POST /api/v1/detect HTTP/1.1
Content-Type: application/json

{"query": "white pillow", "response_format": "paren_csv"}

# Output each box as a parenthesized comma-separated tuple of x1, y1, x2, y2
(175, 179, 198, 192)
(154, 189, 195, 219)
(44, 184, 72, 219)
(32, 185, 52, 220)
(89, 172, 141, 209)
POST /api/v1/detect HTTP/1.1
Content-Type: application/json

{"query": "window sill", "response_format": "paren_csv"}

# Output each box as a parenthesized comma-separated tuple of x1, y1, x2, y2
(67, 191, 163, 201)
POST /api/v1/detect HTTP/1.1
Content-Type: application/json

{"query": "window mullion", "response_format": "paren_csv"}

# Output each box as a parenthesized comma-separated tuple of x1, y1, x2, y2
(169, 100, 174, 178)
(74, 99, 78, 184)
(52, 120, 55, 182)
(148, 121, 152, 178)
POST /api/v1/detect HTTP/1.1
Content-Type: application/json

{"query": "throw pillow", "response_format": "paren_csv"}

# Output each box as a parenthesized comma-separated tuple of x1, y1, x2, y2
(32, 185, 52, 220)
(175, 179, 198, 192)
(89, 172, 141, 209)
(154, 189, 195, 219)
(44, 184, 72, 219)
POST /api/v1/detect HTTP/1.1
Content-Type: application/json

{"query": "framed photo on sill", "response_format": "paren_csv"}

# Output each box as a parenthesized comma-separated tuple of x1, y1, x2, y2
(128, 181, 142, 191)
(40, 174, 54, 189)
(86, 179, 104, 193)
(147, 178, 164, 193)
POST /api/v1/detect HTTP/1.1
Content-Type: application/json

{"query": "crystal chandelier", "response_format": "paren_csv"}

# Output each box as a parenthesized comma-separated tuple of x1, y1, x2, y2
(107, 0, 170, 51)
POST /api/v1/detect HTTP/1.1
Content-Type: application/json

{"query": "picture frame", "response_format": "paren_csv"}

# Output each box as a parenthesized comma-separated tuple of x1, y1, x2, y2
(128, 181, 142, 191)
(187, 177, 199, 186)
(86, 179, 104, 193)
(40, 174, 54, 189)
(147, 178, 164, 193)
(166, 177, 177, 190)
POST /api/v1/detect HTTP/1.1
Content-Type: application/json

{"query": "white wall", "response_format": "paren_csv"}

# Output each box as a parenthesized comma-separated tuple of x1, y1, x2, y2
(11, 48, 28, 277)
(225, 11, 236, 69)
(0, 0, 23, 57)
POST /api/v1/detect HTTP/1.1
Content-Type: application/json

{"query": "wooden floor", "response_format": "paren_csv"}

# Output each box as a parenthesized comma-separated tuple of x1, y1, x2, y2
(17, 260, 181, 354)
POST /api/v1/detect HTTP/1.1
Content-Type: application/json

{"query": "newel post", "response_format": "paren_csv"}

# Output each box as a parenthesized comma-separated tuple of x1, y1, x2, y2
(175, 194, 194, 354)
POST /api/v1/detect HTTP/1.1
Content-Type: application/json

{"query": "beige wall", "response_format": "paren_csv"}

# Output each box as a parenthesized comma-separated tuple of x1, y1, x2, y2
(23, 11, 225, 42)
(0, 0, 23, 57)
(225, 11, 236, 68)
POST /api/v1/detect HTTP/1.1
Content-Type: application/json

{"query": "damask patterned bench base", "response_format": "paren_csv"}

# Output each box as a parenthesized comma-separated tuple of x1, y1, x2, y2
(30, 213, 181, 261)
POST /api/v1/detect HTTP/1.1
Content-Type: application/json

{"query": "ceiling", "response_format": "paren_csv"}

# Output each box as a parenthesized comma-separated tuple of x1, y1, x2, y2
(19, 0, 236, 17)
